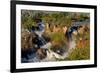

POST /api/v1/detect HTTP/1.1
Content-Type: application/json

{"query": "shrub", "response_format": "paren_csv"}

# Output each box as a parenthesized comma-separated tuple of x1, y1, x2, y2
(67, 47, 90, 60)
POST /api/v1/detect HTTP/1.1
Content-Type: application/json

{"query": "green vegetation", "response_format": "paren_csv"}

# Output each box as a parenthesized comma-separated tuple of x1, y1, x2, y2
(21, 10, 90, 29)
(50, 32, 66, 42)
(67, 30, 90, 60)
(67, 47, 90, 60)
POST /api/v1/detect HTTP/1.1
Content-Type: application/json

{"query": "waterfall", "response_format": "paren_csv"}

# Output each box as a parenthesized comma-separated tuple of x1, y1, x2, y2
(21, 25, 78, 63)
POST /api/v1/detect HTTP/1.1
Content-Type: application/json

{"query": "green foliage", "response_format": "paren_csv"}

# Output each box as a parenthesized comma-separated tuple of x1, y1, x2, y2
(21, 12, 34, 29)
(67, 27, 90, 60)
(50, 32, 66, 42)
(21, 10, 89, 29)
(67, 47, 90, 60)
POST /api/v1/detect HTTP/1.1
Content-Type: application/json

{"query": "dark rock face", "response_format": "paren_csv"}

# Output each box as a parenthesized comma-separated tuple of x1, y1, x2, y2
(21, 48, 37, 60)
(21, 31, 38, 51)
(51, 41, 68, 56)
(32, 36, 46, 48)
(53, 48, 65, 56)
(36, 49, 47, 60)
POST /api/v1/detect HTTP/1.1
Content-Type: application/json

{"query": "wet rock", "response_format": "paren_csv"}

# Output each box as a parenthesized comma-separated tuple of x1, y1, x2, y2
(36, 49, 47, 60)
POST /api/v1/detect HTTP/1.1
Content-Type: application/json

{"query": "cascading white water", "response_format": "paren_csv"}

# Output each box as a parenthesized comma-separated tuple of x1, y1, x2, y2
(21, 26, 77, 63)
